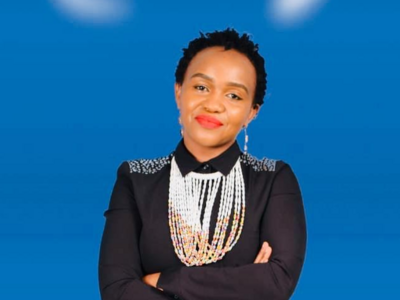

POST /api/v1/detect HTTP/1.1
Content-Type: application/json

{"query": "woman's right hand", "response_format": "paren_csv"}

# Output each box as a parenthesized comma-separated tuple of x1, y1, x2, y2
(253, 241, 272, 263)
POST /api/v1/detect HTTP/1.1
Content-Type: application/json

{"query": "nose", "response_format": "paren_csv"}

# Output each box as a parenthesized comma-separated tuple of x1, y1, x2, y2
(203, 91, 225, 113)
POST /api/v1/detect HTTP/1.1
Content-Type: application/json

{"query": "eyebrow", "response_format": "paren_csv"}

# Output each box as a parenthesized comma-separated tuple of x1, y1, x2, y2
(190, 72, 249, 95)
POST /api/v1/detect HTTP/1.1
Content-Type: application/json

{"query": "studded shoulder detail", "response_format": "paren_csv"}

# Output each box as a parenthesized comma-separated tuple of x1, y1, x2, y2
(240, 152, 277, 172)
(127, 153, 173, 174)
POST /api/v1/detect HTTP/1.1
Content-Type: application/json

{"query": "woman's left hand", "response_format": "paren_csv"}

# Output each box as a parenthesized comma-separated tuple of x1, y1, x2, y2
(142, 272, 163, 291)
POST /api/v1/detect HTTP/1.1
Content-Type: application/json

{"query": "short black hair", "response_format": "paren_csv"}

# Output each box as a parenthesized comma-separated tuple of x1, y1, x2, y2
(175, 27, 267, 107)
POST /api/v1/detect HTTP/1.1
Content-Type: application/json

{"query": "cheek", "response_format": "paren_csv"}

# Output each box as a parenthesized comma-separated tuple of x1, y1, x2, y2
(180, 97, 201, 121)
(226, 107, 249, 127)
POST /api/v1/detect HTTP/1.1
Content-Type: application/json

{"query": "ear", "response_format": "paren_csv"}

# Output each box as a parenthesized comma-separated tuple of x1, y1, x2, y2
(245, 104, 260, 126)
(174, 83, 182, 110)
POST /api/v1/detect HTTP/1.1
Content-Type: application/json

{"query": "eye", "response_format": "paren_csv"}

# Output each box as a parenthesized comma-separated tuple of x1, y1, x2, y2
(227, 93, 243, 100)
(194, 85, 208, 92)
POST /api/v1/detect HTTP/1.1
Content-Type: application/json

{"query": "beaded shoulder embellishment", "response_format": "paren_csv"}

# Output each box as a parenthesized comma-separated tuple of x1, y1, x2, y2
(240, 153, 277, 172)
(127, 153, 173, 174)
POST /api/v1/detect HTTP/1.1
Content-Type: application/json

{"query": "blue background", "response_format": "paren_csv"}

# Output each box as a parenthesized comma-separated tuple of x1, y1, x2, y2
(1, 0, 399, 299)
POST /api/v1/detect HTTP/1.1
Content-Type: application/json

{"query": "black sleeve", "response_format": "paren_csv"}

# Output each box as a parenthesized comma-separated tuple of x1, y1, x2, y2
(157, 163, 307, 300)
(98, 162, 172, 300)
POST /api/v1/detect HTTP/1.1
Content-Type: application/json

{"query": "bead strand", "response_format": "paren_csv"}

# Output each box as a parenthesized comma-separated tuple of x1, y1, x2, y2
(168, 157, 245, 266)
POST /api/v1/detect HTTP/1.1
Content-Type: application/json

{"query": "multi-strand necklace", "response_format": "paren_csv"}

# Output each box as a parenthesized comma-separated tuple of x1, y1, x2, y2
(168, 156, 246, 267)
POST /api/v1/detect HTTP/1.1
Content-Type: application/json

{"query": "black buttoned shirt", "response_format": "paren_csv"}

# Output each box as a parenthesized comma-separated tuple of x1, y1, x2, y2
(98, 139, 307, 300)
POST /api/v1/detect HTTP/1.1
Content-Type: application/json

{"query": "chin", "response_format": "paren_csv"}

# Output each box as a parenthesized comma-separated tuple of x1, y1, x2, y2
(187, 132, 231, 149)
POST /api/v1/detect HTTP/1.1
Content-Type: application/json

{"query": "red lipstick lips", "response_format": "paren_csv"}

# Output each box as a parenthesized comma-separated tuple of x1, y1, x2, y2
(195, 114, 223, 129)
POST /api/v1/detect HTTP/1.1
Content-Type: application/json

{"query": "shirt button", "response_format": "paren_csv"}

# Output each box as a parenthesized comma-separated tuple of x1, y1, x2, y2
(173, 295, 180, 299)
(203, 164, 210, 170)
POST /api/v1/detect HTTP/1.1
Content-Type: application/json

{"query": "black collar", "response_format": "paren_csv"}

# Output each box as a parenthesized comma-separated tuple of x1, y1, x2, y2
(173, 138, 242, 176)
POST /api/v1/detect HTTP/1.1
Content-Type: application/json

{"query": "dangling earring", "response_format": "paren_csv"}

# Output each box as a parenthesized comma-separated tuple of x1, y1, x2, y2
(243, 125, 249, 154)
(179, 116, 183, 137)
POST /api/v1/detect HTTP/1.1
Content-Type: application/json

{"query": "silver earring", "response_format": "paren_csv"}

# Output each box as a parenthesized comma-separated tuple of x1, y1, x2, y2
(243, 125, 249, 154)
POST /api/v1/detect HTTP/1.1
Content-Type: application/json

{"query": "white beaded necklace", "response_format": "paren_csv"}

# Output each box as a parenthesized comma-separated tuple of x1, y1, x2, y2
(168, 156, 246, 266)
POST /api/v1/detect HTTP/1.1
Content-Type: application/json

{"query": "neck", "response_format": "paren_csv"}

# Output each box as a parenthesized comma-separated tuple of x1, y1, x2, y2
(182, 136, 235, 163)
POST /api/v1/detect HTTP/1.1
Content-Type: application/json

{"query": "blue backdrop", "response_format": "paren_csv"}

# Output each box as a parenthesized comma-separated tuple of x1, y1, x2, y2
(1, 0, 399, 299)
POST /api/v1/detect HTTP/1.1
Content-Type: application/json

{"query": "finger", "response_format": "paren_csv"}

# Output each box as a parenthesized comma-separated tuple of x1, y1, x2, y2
(258, 243, 272, 264)
(253, 249, 263, 263)
(254, 242, 269, 263)
(258, 248, 269, 263)
(254, 242, 268, 263)
(261, 245, 272, 263)
(253, 242, 264, 263)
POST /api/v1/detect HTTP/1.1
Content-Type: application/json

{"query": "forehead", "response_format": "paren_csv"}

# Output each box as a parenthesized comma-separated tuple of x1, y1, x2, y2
(184, 46, 256, 85)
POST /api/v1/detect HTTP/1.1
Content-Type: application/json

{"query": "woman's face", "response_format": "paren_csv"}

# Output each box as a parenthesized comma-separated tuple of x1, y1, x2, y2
(175, 46, 259, 151)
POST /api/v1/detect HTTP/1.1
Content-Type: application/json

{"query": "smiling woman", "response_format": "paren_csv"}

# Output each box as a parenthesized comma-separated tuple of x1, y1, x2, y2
(98, 28, 307, 300)
(175, 46, 259, 159)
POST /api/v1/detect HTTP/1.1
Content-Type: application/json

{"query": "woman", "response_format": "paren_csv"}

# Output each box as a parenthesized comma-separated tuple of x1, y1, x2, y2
(98, 28, 307, 300)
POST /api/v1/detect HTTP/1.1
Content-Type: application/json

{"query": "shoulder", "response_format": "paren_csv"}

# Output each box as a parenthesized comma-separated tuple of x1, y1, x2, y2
(240, 152, 285, 172)
(125, 153, 174, 174)
(240, 153, 301, 193)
